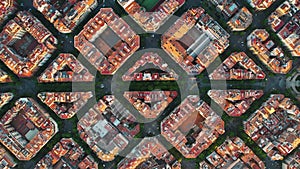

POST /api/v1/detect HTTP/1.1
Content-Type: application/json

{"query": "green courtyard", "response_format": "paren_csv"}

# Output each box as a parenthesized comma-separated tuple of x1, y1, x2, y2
(136, 0, 161, 11)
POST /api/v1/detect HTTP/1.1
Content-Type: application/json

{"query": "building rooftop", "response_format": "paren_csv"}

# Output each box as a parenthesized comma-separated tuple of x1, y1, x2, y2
(162, 7, 230, 75)
(74, 8, 140, 75)
(77, 95, 140, 161)
(267, 1, 300, 57)
(0, 98, 58, 160)
(292, 0, 300, 10)
(118, 137, 181, 169)
(268, 1, 291, 31)
(248, 0, 277, 10)
(35, 138, 98, 169)
(124, 91, 178, 119)
(209, 0, 239, 18)
(277, 11, 300, 57)
(161, 95, 225, 158)
(0, 0, 17, 24)
(38, 92, 93, 119)
(244, 94, 300, 160)
(228, 7, 253, 31)
(0, 92, 13, 109)
(38, 53, 95, 83)
(247, 29, 293, 74)
(33, 0, 98, 33)
(117, 0, 185, 32)
(0, 11, 57, 77)
(208, 90, 264, 116)
(122, 52, 179, 81)
(209, 52, 266, 80)
(282, 149, 300, 169)
(0, 68, 12, 83)
(0, 145, 17, 169)
(199, 137, 265, 169)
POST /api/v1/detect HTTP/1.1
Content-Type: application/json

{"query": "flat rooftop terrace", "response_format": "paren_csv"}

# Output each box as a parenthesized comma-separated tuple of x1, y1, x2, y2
(8, 32, 39, 58)
(99, 27, 122, 48)
(93, 27, 122, 55)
